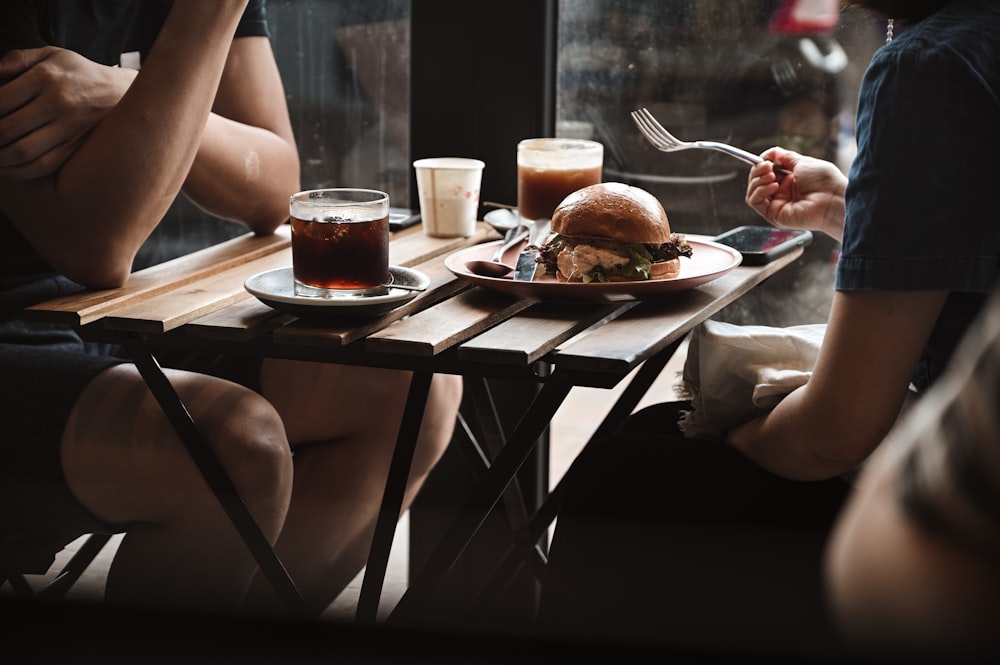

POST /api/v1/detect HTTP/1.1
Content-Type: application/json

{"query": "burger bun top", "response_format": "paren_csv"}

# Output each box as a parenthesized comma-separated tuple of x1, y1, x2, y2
(551, 182, 671, 245)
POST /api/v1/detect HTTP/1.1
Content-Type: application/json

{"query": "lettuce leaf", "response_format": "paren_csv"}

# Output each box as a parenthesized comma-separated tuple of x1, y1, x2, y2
(582, 243, 653, 282)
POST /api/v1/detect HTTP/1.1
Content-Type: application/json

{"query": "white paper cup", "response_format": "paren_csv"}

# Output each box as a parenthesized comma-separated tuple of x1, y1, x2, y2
(413, 157, 484, 237)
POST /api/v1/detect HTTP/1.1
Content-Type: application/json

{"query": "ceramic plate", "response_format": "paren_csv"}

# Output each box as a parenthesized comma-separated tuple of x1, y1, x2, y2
(444, 236, 742, 302)
(245, 266, 429, 318)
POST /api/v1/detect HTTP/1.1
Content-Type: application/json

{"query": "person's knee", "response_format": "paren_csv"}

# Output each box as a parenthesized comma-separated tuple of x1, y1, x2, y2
(219, 393, 291, 493)
(63, 367, 292, 533)
(192, 387, 293, 529)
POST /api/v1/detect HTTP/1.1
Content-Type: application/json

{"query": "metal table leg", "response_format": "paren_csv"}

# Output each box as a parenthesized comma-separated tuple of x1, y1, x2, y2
(355, 371, 433, 624)
(410, 341, 680, 614)
(464, 339, 684, 609)
(387, 380, 572, 623)
(126, 339, 305, 614)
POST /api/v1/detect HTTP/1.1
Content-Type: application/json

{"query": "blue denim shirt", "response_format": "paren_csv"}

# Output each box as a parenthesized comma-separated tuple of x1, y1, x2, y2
(837, 0, 1000, 390)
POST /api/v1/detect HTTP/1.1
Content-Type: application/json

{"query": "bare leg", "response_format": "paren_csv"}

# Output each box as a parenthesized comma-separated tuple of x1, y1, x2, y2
(61, 364, 293, 612)
(247, 360, 462, 613)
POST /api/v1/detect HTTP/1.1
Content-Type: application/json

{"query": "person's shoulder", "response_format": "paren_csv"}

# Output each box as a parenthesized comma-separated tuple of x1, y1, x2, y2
(866, 1, 1000, 106)
(888, 1, 1000, 64)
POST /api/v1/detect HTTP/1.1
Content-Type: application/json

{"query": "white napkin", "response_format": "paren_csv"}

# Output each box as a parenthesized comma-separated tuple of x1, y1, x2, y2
(677, 319, 826, 441)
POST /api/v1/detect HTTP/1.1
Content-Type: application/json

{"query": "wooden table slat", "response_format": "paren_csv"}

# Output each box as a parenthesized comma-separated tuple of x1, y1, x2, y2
(23, 222, 489, 330)
(553, 251, 804, 377)
(365, 288, 535, 357)
(390, 222, 495, 268)
(456, 301, 638, 366)
(270, 260, 469, 348)
(24, 228, 290, 326)
(184, 299, 297, 341)
(102, 249, 293, 334)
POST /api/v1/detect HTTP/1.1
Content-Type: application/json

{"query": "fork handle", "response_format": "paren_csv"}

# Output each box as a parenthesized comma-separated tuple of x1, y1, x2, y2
(696, 141, 764, 165)
(698, 141, 792, 175)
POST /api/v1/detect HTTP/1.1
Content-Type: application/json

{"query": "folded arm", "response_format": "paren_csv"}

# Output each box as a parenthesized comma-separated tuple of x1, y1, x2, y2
(0, 47, 137, 180)
(0, 0, 299, 288)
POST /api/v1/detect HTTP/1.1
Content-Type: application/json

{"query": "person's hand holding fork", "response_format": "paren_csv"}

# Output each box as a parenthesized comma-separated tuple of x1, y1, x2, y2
(745, 147, 849, 243)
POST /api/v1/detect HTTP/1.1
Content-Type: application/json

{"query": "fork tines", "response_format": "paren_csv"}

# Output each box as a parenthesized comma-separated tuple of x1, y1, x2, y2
(631, 107, 682, 151)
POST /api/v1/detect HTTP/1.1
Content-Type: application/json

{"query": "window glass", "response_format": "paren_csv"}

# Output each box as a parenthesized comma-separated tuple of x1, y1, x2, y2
(269, 0, 411, 201)
(557, 0, 884, 323)
(137, 0, 411, 268)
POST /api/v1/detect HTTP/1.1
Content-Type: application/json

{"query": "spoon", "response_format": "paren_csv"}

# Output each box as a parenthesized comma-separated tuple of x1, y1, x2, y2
(466, 226, 529, 277)
(381, 282, 427, 293)
(482, 207, 520, 236)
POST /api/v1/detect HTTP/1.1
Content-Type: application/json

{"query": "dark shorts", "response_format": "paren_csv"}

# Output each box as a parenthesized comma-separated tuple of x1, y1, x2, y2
(0, 276, 262, 570)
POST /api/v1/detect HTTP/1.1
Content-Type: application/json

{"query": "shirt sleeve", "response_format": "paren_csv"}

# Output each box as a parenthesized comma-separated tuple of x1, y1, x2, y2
(235, 0, 270, 39)
(837, 45, 1000, 294)
(0, 1, 46, 54)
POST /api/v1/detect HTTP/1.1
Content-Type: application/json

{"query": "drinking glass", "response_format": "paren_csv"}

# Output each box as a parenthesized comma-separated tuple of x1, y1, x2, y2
(516, 138, 604, 233)
(289, 188, 390, 298)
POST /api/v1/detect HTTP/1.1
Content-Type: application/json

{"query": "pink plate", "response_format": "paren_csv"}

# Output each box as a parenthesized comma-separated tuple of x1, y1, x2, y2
(444, 235, 743, 302)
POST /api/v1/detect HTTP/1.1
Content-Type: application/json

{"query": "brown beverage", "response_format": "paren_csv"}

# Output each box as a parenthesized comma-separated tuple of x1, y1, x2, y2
(290, 214, 389, 290)
(517, 164, 603, 222)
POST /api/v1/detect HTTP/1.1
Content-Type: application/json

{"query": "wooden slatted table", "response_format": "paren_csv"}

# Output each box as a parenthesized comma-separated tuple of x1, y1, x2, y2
(26, 221, 804, 623)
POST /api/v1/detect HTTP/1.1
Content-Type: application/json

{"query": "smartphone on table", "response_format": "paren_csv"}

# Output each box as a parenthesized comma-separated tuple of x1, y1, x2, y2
(389, 208, 421, 232)
(714, 225, 813, 265)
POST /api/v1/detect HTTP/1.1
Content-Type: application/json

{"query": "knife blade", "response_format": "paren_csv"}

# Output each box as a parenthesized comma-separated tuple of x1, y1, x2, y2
(512, 247, 539, 281)
(512, 219, 550, 282)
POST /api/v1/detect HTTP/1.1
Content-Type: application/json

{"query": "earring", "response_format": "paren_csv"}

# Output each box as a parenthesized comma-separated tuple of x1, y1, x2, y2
(885, 18, 894, 44)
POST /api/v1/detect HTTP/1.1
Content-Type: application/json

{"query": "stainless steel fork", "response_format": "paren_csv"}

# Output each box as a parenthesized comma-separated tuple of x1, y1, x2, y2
(630, 107, 765, 167)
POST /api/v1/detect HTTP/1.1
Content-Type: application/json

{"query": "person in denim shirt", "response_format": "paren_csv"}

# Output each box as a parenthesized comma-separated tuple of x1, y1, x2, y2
(541, 0, 998, 657)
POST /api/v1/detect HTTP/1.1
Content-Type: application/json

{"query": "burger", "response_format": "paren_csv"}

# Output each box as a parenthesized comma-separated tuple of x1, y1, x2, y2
(537, 182, 692, 282)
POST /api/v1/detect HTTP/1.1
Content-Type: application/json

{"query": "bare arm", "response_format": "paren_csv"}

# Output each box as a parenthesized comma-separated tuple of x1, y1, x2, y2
(0, 36, 297, 236)
(0, 0, 297, 288)
(181, 35, 299, 235)
(0, 47, 137, 179)
(727, 289, 949, 480)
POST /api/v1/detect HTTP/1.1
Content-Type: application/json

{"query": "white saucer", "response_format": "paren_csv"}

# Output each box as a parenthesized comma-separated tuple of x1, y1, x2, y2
(245, 266, 429, 318)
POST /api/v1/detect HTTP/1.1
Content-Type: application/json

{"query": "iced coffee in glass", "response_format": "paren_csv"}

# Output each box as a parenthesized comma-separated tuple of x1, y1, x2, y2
(517, 138, 604, 227)
(289, 188, 390, 298)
